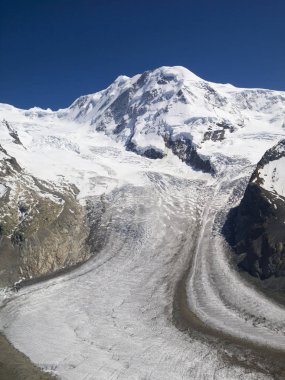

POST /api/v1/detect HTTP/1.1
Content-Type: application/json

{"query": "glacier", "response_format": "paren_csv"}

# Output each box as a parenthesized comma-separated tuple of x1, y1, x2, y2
(0, 66, 285, 379)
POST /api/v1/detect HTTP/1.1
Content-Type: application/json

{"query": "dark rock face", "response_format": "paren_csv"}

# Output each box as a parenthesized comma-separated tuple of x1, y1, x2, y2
(126, 140, 164, 160)
(234, 184, 285, 279)
(2, 120, 24, 147)
(126, 135, 214, 172)
(202, 121, 235, 143)
(203, 129, 225, 142)
(226, 140, 285, 279)
(166, 137, 214, 173)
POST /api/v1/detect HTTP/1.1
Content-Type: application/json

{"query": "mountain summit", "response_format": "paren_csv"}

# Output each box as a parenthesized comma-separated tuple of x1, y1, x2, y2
(60, 66, 285, 172)
(2, 66, 285, 174)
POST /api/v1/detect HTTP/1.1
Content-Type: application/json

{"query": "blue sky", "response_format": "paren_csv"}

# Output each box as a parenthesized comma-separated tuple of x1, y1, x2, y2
(0, 0, 284, 109)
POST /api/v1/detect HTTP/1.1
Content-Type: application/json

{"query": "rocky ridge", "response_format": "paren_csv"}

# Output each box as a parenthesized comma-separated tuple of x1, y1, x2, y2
(228, 140, 285, 279)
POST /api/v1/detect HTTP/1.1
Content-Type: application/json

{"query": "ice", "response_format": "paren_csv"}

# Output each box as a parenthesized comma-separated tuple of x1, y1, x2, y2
(0, 184, 7, 197)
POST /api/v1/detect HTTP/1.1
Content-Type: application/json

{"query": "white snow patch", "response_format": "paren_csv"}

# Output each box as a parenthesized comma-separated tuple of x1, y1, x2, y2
(0, 184, 7, 197)
(259, 157, 285, 196)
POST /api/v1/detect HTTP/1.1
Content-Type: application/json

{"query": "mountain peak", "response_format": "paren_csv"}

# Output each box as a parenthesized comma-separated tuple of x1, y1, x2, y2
(152, 65, 203, 82)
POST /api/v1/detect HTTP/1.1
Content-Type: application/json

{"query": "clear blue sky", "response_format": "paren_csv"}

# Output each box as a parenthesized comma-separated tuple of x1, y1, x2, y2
(0, 0, 284, 110)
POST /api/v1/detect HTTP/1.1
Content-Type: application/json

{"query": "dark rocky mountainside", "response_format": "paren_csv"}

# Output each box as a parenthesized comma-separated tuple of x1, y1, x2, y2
(228, 140, 285, 279)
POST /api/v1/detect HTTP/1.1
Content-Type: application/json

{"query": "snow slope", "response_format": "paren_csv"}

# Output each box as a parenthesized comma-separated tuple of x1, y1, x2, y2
(0, 66, 285, 379)
(255, 140, 285, 197)
(59, 66, 285, 169)
(0, 65, 284, 182)
(260, 157, 285, 196)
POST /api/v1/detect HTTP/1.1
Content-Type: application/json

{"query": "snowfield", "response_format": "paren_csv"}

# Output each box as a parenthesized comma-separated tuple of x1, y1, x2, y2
(0, 184, 7, 198)
(258, 156, 285, 196)
(0, 66, 285, 379)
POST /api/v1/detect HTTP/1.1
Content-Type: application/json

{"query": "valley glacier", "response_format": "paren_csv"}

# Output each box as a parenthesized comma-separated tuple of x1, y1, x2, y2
(0, 66, 285, 379)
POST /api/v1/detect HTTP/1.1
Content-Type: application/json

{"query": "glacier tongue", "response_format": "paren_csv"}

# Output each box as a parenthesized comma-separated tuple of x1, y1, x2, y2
(0, 159, 277, 380)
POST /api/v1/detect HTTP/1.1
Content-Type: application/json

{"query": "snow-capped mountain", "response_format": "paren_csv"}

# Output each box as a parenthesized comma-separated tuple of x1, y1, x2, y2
(0, 66, 285, 287)
(232, 139, 285, 279)
(2, 66, 284, 174)
(1, 66, 285, 380)
(59, 66, 285, 172)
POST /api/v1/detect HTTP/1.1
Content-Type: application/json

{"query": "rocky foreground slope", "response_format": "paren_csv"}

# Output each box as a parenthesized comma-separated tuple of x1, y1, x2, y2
(230, 139, 285, 279)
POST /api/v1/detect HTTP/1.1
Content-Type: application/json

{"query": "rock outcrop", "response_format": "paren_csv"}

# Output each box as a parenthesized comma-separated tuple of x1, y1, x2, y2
(228, 140, 285, 279)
